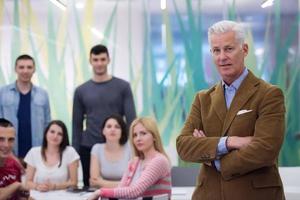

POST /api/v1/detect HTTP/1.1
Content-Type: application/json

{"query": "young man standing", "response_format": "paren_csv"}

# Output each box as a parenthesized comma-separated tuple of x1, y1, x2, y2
(0, 118, 30, 200)
(0, 54, 51, 158)
(0, 54, 50, 158)
(72, 44, 136, 187)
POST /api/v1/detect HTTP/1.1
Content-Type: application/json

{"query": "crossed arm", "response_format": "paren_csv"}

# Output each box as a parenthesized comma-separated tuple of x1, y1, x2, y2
(193, 129, 253, 151)
(177, 87, 285, 180)
(89, 154, 119, 188)
(0, 182, 30, 200)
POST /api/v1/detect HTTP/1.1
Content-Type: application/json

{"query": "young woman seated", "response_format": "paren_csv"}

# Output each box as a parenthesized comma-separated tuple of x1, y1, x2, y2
(88, 116, 171, 200)
(89, 114, 131, 188)
(24, 120, 80, 192)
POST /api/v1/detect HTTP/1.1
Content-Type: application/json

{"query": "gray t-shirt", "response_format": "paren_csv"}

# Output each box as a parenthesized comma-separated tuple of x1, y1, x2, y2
(91, 143, 131, 180)
(72, 77, 136, 151)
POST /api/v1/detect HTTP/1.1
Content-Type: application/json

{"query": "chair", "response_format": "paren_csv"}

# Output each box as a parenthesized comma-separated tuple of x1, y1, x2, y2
(171, 166, 199, 187)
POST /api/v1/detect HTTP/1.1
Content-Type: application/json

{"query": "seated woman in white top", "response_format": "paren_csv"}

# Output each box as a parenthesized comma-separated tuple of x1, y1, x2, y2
(89, 114, 131, 188)
(24, 120, 79, 192)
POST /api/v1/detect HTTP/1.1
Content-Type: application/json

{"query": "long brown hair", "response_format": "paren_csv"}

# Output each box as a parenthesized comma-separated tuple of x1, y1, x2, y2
(41, 120, 69, 167)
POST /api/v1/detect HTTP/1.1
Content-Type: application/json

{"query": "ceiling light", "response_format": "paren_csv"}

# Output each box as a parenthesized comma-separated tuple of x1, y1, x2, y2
(161, 0, 167, 10)
(49, 0, 67, 11)
(261, 0, 274, 8)
(76, 2, 85, 9)
(90, 27, 104, 40)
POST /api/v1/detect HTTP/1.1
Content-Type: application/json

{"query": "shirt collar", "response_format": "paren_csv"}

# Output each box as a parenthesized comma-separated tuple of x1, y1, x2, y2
(9, 81, 35, 92)
(222, 68, 248, 90)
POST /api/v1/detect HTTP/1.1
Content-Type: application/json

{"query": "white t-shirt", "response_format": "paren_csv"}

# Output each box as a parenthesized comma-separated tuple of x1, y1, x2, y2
(24, 146, 79, 184)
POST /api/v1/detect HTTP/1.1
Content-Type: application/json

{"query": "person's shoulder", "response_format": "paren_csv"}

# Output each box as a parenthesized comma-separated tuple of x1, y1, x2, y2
(253, 75, 283, 95)
(4, 156, 22, 170)
(0, 83, 15, 92)
(244, 72, 284, 103)
(0, 83, 11, 89)
(111, 76, 130, 86)
(128, 156, 140, 165)
(151, 153, 170, 166)
(32, 84, 47, 93)
(91, 143, 104, 151)
(194, 82, 219, 98)
(29, 146, 42, 154)
(23, 147, 37, 161)
(62, 146, 80, 163)
(75, 80, 93, 91)
(64, 146, 79, 154)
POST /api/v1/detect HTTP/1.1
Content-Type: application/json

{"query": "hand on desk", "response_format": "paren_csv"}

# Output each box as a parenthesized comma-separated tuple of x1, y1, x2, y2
(87, 189, 100, 200)
(35, 180, 55, 192)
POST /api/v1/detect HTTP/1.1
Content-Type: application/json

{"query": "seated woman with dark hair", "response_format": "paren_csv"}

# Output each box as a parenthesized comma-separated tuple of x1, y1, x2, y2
(89, 114, 131, 188)
(88, 116, 171, 200)
(24, 120, 80, 191)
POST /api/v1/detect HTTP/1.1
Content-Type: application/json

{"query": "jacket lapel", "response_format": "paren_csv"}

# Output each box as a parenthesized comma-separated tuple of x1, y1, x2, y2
(222, 71, 260, 135)
(211, 82, 227, 123)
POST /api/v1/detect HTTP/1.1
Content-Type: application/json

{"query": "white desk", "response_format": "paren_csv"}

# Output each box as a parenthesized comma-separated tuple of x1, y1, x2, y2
(31, 189, 189, 200)
(30, 190, 92, 200)
(30, 184, 300, 200)
(172, 187, 194, 200)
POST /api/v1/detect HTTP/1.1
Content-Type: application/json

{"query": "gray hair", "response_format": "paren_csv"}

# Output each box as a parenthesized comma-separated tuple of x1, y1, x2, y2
(208, 20, 246, 46)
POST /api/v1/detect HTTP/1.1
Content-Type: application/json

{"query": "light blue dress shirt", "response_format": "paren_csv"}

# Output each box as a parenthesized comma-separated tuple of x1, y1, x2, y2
(214, 68, 248, 171)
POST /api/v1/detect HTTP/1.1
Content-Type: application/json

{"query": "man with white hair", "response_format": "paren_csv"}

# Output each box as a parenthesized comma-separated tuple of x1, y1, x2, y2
(177, 20, 285, 200)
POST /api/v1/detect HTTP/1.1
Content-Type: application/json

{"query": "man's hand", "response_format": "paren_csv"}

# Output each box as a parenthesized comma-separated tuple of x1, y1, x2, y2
(226, 136, 253, 150)
(193, 129, 206, 137)
(192, 129, 212, 166)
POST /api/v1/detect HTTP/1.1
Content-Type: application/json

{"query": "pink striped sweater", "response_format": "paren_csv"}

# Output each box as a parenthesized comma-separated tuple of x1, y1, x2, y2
(99, 153, 172, 199)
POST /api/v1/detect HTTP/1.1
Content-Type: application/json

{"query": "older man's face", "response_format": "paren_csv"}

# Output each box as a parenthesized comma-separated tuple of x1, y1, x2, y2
(210, 31, 248, 85)
(0, 127, 15, 158)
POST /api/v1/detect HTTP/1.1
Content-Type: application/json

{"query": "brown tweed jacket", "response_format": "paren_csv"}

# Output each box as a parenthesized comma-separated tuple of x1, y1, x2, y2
(177, 71, 285, 200)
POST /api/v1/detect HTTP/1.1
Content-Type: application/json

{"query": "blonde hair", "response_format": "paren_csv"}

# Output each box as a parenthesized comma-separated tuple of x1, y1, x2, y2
(129, 117, 169, 160)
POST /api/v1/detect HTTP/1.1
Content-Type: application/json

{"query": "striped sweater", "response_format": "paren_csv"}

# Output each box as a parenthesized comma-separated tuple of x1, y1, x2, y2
(99, 153, 172, 199)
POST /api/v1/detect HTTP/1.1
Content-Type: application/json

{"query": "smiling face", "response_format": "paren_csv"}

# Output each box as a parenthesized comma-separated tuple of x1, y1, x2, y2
(210, 31, 248, 85)
(103, 118, 122, 143)
(132, 123, 155, 155)
(0, 127, 15, 158)
(15, 59, 35, 84)
(46, 124, 64, 147)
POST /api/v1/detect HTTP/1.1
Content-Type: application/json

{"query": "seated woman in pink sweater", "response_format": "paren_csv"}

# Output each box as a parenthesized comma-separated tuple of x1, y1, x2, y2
(88, 116, 172, 200)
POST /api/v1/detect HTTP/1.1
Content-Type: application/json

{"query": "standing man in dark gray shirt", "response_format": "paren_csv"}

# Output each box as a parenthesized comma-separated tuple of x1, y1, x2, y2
(72, 44, 136, 187)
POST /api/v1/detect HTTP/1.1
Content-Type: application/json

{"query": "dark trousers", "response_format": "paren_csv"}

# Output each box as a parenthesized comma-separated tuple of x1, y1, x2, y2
(79, 145, 92, 187)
